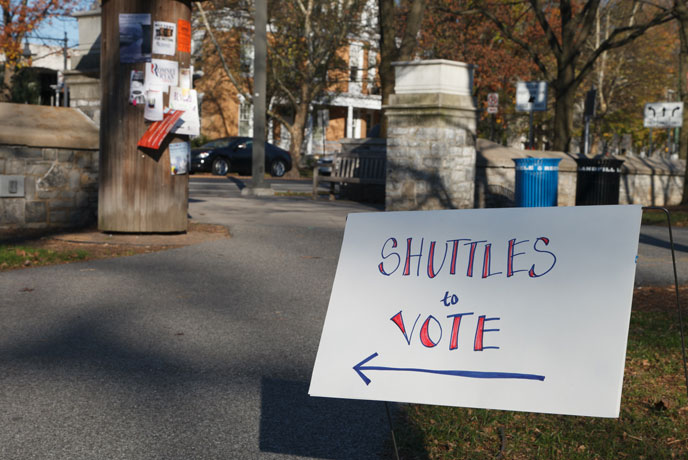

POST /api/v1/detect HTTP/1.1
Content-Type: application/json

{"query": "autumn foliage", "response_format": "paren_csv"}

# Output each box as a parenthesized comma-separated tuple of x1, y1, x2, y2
(1, 0, 79, 100)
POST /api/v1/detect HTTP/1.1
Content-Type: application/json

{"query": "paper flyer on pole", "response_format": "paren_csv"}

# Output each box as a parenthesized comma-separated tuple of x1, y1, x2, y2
(119, 14, 152, 63)
(179, 68, 192, 90)
(169, 142, 190, 175)
(143, 86, 164, 121)
(177, 19, 191, 53)
(152, 21, 176, 56)
(144, 58, 179, 93)
(137, 109, 185, 150)
(169, 87, 200, 136)
(309, 205, 642, 418)
(128, 70, 145, 106)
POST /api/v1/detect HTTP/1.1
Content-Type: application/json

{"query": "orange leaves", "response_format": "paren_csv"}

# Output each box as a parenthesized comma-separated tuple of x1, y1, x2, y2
(1, 0, 79, 67)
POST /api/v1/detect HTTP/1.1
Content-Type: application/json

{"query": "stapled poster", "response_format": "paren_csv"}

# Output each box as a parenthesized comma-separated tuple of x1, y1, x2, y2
(169, 141, 190, 175)
(144, 58, 179, 93)
(309, 205, 642, 418)
(128, 70, 145, 106)
(119, 14, 152, 63)
(169, 87, 200, 136)
(179, 68, 192, 90)
(152, 21, 176, 56)
(143, 86, 164, 121)
(177, 19, 191, 53)
(137, 108, 185, 150)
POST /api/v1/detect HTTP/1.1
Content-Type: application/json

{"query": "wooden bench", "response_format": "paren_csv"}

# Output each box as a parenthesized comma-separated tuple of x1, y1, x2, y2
(312, 152, 386, 200)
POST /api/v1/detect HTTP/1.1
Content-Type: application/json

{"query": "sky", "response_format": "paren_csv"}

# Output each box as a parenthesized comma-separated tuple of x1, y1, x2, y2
(27, 2, 95, 49)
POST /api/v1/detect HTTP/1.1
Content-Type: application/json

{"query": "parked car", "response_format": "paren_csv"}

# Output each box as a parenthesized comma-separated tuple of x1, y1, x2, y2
(190, 137, 292, 177)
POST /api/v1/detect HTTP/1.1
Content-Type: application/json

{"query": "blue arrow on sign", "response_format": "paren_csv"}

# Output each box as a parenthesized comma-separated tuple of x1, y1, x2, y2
(353, 353, 546, 385)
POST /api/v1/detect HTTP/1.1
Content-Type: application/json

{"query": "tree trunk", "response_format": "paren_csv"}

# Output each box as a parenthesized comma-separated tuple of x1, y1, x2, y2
(377, 0, 425, 137)
(552, 61, 577, 153)
(285, 97, 309, 178)
(677, 1, 688, 203)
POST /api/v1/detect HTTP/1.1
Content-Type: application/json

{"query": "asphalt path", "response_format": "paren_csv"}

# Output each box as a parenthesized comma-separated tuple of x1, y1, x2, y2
(1, 178, 388, 460)
(1, 176, 686, 459)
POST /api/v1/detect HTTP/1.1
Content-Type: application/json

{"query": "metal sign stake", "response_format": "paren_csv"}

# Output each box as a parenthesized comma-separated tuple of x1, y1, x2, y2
(642, 207, 688, 397)
(384, 401, 401, 460)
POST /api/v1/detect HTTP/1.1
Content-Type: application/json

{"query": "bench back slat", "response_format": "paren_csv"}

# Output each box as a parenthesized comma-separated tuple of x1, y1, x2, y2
(332, 154, 386, 180)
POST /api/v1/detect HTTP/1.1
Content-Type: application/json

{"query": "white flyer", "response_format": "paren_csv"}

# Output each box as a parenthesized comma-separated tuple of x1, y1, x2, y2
(179, 68, 192, 90)
(152, 21, 176, 56)
(169, 87, 200, 136)
(128, 70, 145, 106)
(144, 58, 179, 93)
(143, 86, 164, 121)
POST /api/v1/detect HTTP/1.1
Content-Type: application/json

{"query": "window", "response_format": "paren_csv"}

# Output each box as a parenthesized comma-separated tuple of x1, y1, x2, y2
(348, 43, 363, 93)
(350, 66, 358, 82)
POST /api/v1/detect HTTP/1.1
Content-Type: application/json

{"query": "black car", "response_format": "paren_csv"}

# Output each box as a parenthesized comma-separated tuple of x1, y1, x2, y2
(190, 137, 292, 177)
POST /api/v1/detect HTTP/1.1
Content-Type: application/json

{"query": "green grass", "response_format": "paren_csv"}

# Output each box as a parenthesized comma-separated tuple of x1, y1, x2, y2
(642, 209, 688, 227)
(0, 245, 89, 270)
(393, 309, 688, 459)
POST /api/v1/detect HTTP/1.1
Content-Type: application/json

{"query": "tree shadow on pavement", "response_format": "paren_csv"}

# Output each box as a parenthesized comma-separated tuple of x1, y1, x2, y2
(259, 377, 392, 459)
(639, 231, 688, 253)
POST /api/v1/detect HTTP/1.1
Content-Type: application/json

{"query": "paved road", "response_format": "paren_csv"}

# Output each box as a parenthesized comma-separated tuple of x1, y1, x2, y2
(1, 176, 686, 459)
(1, 178, 388, 460)
(190, 176, 688, 287)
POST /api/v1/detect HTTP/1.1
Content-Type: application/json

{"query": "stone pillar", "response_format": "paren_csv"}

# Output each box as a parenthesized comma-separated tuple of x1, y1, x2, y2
(385, 60, 477, 210)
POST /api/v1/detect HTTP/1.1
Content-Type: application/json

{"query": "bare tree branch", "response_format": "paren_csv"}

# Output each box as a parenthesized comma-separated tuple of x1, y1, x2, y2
(194, 1, 252, 102)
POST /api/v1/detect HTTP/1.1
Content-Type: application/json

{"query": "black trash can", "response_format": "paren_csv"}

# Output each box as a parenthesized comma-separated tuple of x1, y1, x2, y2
(575, 158, 624, 205)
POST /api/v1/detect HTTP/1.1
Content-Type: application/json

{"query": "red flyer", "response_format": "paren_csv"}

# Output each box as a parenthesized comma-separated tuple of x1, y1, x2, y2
(137, 109, 185, 150)
(177, 19, 191, 53)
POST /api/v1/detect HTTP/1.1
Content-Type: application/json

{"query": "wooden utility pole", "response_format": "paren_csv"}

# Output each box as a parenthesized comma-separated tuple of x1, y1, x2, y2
(99, 0, 191, 232)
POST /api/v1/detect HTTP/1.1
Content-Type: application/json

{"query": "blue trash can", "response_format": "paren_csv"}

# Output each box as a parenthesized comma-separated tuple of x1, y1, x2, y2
(513, 158, 561, 207)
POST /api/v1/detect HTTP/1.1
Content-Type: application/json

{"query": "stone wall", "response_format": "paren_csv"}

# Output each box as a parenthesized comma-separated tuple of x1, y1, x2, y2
(476, 139, 685, 207)
(0, 146, 98, 231)
(0, 103, 99, 233)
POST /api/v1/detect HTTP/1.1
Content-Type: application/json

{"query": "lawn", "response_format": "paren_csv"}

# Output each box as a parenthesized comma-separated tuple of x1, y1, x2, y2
(392, 286, 688, 459)
(642, 206, 688, 227)
(0, 245, 90, 270)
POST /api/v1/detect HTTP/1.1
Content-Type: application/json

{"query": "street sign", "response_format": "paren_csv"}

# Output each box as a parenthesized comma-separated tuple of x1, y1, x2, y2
(644, 102, 684, 128)
(487, 93, 499, 106)
(310, 206, 642, 418)
(516, 81, 547, 112)
(487, 93, 499, 114)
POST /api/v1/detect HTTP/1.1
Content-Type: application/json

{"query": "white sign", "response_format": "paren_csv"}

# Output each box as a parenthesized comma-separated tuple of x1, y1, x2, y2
(152, 21, 176, 56)
(487, 93, 498, 114)
(487, 93, 499, 107)
(516, 81, 547, 111)
(644, 102, 684, 128)
(144, 58, 179, 92)
(309, 206, 642, 418)
(169, 87, 200, 136)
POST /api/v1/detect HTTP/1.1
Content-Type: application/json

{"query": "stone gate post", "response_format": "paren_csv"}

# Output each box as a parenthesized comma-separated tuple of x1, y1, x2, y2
(385, 60, 477, 210)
